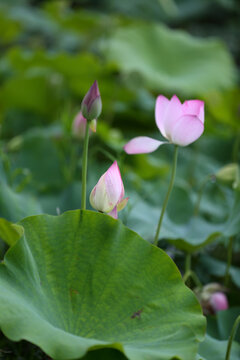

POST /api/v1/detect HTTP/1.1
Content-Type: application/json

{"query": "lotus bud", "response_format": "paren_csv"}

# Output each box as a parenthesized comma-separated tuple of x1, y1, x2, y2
(90, 161, 128, 219)
(216, 163, 239, 189)
(72, 112, 96, 139)
(194, 283, 228, 315)
(72, 112, 87, 139)
(81, 80, 102, 121)
(210, 292, 229, 312)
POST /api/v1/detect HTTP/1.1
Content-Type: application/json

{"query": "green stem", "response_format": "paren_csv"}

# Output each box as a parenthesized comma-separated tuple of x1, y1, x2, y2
(81, 121, 90, 210)
(185, 253, 192, 274)
(194, 174, 214, 216)
(183, 270, 202, 288)
(153, 145, 178, 246)
(225, 315, 240, 360)
(224, 236, 234, 287)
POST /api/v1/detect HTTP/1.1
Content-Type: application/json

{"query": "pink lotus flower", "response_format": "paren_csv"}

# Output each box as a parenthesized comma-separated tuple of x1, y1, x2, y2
(124, 95, 204, 154)
(81, 80, 102, 121)
(72, 111, 96, 139)
(210, 292, 229, 312)
(89, 161, 128, 219)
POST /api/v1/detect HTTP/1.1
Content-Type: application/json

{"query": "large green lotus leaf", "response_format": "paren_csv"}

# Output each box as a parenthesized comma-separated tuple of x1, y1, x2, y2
(0, 210, 205, 360)
(102, 23, 236, 94)
(196, 335, 240, 360)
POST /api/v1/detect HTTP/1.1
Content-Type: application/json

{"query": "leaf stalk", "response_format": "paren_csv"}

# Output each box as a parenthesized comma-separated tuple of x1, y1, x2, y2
(153, 145, 178, 246)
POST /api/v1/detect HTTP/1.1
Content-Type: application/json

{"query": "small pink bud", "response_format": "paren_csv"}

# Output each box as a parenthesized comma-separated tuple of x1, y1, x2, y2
(210, 292, 229, 313)
(81, 80, 102, 121)
(72, 112, 87, 139)
(89, 161, 128, 218)
(72, 112, 96, 139)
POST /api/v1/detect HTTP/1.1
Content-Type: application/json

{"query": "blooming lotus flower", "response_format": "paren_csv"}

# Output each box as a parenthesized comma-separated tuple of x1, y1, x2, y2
(81, 80, 102, 121)
(72, 111, 96, 139)
(90, 161, 128, 219)
(210, 292, 229, 312)
(124, 95, 204, 154)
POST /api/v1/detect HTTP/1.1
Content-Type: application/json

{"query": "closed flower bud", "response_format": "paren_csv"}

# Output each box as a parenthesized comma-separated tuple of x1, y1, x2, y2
(72, 112, 97, 139)
(81, 80, 102, 121)
(210, 292, 229, 312)
(90, 161, 128, 219)
(72, 112, 87, 139)
(216, 163, 239, 189)
(195, 283, 228, 315)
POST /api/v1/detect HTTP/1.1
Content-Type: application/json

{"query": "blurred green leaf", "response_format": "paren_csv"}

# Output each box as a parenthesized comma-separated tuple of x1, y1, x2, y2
(0, 182, 42, 222)
(224, 191, 240, 237)
(216, 307, 240, 341)
(197, 334, 240, 360)
(125, 193, 222, 252)
(10, 131, 65, 191)
(0, 74, 61, 121)
(198, 254, 240, 288)
(0, 10, 21, 45)
(102, 23, 236, 95)
(205, 89, 240, 131)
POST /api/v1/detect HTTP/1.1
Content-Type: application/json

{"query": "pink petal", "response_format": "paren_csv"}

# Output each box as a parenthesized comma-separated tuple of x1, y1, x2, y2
(155, 95, 169, 138)
(82, 80, 100, 110)
(89, 176, 111, 212)
(72, 112, 87, 139)
(163, 95, 183, 140)
(182, 100, 204, 123)
(124, 137, 166, 154)
(104, 161, 123, 207)
(108, 206, 118, 219)
(170, 115, 204, 146)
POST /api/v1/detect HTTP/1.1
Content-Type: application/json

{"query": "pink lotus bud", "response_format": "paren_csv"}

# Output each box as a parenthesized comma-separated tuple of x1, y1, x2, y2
(89, 161, 128, 219)
(81, 80, 102, 121)
(216, 163, 239, 189)
(124, 95, 204, 154)
(72, 112, 87, 139)
(210, 292, 229, 313)
(72, 112, 97, 139)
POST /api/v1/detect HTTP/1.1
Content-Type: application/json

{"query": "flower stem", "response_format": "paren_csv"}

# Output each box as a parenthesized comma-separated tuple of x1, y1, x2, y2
(185, 253, 191, 274)
(224, 236, 234, 287)
(183, 270, 202, 288)
(81, 121, 90, 210)
(153, 145, 178, 246)
(194, 174, 214, 216)
(225, 315, 240, 360)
